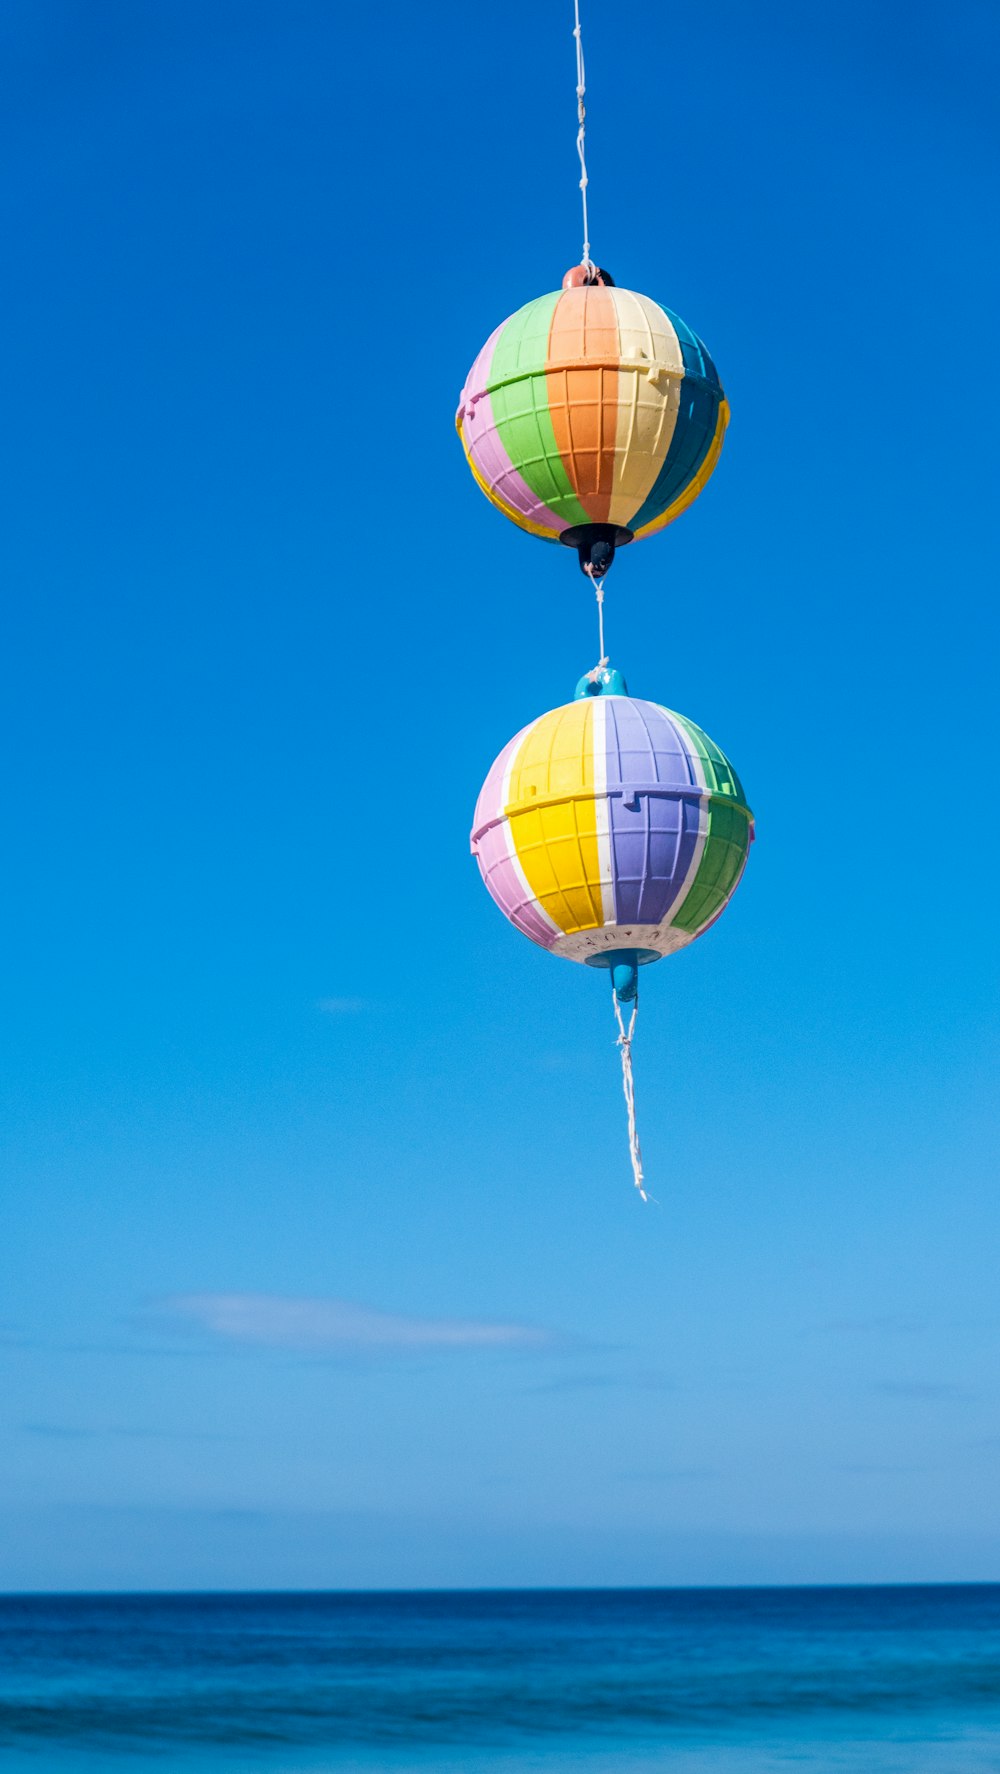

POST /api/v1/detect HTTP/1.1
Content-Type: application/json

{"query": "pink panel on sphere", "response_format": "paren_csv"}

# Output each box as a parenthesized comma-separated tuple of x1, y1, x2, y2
(476, 824, 559, 950)
(471, 729, 558, 951)
(459, 326, 569, 538)
(458, 323, 504, 420)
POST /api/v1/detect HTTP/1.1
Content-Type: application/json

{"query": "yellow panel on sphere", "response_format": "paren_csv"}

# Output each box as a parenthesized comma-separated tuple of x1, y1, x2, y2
(505, 701, 606, 936)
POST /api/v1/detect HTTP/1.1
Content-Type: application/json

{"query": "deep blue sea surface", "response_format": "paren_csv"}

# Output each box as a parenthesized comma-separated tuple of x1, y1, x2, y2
(1, 1586, 999, 1772)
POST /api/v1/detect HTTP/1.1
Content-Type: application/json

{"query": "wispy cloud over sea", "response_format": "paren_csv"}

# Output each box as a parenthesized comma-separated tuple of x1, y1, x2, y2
(148, 1293, 551, 1353)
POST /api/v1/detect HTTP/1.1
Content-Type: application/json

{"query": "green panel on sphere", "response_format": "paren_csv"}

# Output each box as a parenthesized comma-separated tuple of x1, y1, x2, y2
(488, 293, 588, 526)
(668, 707, 748, 808)
(672, 799, 752, 935)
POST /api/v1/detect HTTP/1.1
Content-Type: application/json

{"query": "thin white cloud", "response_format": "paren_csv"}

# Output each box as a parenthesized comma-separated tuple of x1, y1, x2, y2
(523, 1369, 676, 1396)
(874, 1380, 967, 1401)
(153, 1293, 549, 1353)
(809, 1314, 931, 1337)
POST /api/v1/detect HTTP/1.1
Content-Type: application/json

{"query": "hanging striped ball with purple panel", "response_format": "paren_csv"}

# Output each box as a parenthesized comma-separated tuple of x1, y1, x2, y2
(470, 688, 753, 970)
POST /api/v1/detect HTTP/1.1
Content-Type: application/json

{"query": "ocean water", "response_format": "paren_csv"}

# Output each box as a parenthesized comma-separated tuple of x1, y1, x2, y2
(1, 1586, 999, 1773)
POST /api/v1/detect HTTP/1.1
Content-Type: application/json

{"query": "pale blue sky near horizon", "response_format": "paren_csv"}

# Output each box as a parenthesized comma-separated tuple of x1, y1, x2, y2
(1, 0, 998, 1591)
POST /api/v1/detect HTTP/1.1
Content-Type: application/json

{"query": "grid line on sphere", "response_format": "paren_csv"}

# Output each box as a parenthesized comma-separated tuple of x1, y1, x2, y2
(467, 321, 503, 402)
(660, 809, 710, 936)
(609, 291, 682, 526)
(591, 696, 615, 925)
(458, 311, 571, 542)
(509, 292, 557, 374)
(491, 437, 562, 533)
(483, 854, 531, 932)
(685, 320, 720, 386)
(549, 368, 600, 514)
(632, 398, 729, 539)
(672, 801, 752, 937)
(548, 284, 616, 364)
(665, 707, 748, 806)
(473, 722, 561, 950)
(646, 703, 710, 931)
(629, 311, 725, 533)
(622, 291, 680, 367)
(547, 288, 601, 515)
(492, 379, 576, 521)
(639, 308, 713, 517)
(659, 707, 702, 787)
(505, 703, 603, 936)
(580, 285, 617, 361)
(567, 286, 619, 524)
(642, 390, 713, 526)
(606, 700, 705, 927)
(678, 393, 717, 496)
(607, 700, 701, 790)
(461, 411, 566, 541)
(660, 709, 752, 939)
(618, 358, 644, 524)
(543, 701, 601, 933)
(615, 798, 684, 927)
(641, 712, 664, 923)
(612, 371, 678, 529)
(599, 366, 618, 517)
(654, 703, 751, 939)
(512, 806, 601, 934)
(462, 419, 559, 541)
(500, 721, 563, 946)
(665, 797, 687, 907)
(568, 701, 601, 929)
(671, 310, 713, 379)
(568, 798, 605, 932)
(655, 709, 710, 934)
(670, 798, 707, 924)
(490, 294, 584, 523)
(633, 700, 658, 923)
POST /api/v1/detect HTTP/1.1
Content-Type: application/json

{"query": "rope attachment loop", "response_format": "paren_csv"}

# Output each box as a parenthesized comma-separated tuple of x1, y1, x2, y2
(583, 561, 607, 671)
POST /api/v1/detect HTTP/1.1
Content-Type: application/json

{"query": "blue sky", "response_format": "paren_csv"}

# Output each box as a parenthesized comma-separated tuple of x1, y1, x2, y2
(2, 0, 998, 1591)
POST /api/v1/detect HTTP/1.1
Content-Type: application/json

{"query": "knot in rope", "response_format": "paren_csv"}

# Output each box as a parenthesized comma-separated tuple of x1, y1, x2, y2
(572, 0, 593, 269)
(613, 996, 647, 1201)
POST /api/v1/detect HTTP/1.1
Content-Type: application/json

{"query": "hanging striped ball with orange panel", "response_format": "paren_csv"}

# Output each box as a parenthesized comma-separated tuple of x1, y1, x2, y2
(456, 273, 728, 577)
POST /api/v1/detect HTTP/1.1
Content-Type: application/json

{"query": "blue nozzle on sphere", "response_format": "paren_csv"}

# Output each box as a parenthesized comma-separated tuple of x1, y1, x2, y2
(584, 947, 660, 1005)
(611, 959, 639, 1003)
(574, 665, 629, 700)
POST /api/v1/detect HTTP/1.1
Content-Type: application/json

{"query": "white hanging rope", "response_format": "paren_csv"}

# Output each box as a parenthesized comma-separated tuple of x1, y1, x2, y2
(572, 0, 594, 272)
(583, 563, 608, 672)
(613, 996, 647, 1201)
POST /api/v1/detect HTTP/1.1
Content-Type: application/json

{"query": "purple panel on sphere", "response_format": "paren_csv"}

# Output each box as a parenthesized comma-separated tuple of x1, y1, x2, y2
(604, 699, 703, 927)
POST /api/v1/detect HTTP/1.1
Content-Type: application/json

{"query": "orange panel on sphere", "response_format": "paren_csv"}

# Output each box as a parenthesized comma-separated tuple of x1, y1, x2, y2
(546, 287, 618, 524)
